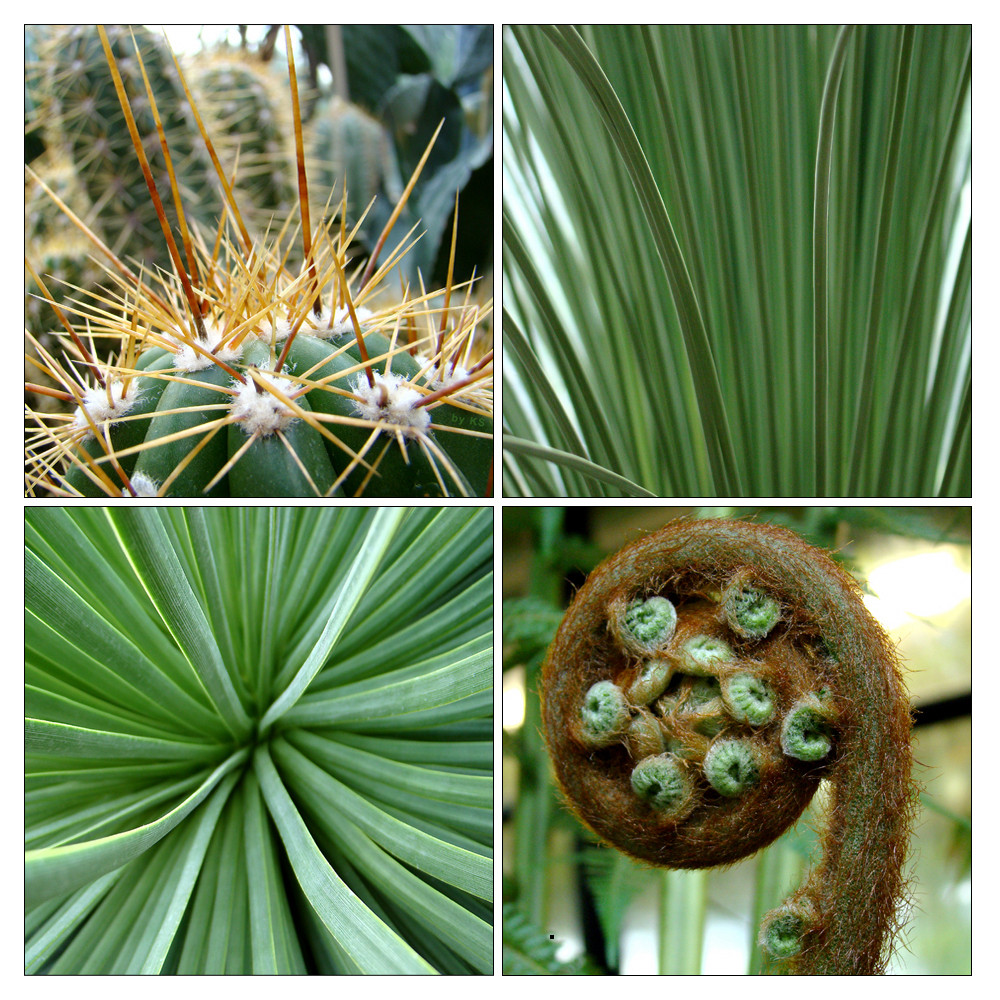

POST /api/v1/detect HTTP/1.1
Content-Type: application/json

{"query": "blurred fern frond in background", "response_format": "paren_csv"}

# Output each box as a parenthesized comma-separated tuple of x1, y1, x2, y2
(503, 25, 971, 497)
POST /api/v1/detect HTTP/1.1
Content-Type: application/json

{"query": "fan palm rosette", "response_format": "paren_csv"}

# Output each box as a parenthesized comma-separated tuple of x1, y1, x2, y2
(24, 25, 492, 498)
(25, 506, 493, 974)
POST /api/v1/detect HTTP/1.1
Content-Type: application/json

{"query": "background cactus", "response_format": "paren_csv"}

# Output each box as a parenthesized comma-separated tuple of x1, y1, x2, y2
(24, 24, 493, 498)
(307, 96, 396, 251)
(28, 25, 223, 267)
(187, 49, 298, 237)
(296, 24, 494, 288)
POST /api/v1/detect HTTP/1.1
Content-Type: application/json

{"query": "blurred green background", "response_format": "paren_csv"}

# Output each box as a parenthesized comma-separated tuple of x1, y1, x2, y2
(502, 506, 971, 974)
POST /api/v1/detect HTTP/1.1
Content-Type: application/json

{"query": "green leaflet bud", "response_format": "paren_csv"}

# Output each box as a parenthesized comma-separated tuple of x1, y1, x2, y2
(612, 594, 677, 655)
(723, 579, 781, 639)
(578, 680, 629, 748)
(703, 739, 760, 797)
(626, 710, 666, 759)
(723, 672, 776, 726)
(683, 675, 721, 709)
(626, 658, 672, 704)
(759, 901, 818, 960)
(630, 753, 693, 817)
(693, 713, 727, 738)
(781, 698, 834, 761)
(678, 634, 734, 675)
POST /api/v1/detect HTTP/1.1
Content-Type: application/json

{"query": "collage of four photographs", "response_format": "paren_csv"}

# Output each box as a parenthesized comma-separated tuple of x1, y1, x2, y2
(23, 22, 971, 976)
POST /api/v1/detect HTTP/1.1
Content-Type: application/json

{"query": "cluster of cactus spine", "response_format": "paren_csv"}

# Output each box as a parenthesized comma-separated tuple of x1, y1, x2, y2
(25, 25, 492, 498)
(542, 519, 915, 974)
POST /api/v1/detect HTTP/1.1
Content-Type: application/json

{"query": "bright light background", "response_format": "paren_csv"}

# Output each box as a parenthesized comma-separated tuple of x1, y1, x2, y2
(864, 549, 971, 630)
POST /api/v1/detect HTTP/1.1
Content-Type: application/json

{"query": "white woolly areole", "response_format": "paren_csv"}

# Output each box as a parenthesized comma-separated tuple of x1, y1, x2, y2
(255, 306, 374, 342)
(308, 305, 374, 339)
(230, 371, 299, 437)
(73, 379, 136, 432)
(424, 357, 470, 390)
(256, 316, 293, 342)
(352, 372, 430, 437)
(124, 472, 160, 497)
(172, 323, 243, 372)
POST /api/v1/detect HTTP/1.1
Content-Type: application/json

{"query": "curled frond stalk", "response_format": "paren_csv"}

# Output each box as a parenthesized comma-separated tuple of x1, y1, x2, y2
(541, 518, 915, 974)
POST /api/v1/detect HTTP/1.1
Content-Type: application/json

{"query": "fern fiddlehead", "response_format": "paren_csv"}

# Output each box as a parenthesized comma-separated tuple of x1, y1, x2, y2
(541, 519, 915, 974)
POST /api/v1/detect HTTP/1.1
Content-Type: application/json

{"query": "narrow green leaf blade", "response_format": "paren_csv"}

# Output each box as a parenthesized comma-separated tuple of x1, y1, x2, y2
(252, 744, 436, 974)
(25, 747, 248, 908)
(25, 718, 219, 762)
(259, 507, 406, 732)
(106, 508, 252, 738)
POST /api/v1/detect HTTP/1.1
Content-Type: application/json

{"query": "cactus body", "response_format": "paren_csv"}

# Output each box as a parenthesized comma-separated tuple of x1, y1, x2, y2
(64, 320, 485, 497)
(189, 52, 297, 235)
(31, 25, 222, 268)
(308, 97, 395, 239)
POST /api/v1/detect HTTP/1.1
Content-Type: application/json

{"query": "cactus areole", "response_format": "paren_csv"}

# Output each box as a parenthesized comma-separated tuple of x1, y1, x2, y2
(542, 519, 915, 974)
(24, 25, 492, 498)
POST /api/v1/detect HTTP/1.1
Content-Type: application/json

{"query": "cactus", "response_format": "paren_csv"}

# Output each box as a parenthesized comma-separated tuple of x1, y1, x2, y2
(29, 25, 222, 269)
(25, 25, 493, 498)
(307, 97, 396, 246)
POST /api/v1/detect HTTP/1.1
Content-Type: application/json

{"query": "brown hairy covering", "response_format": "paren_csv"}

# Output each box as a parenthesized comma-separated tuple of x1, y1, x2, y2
(541, 518, 915, 974)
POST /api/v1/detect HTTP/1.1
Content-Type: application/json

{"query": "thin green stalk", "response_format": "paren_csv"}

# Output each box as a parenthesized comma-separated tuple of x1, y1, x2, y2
(658, 868, 707, 974)
(502, 434, 656, 497)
